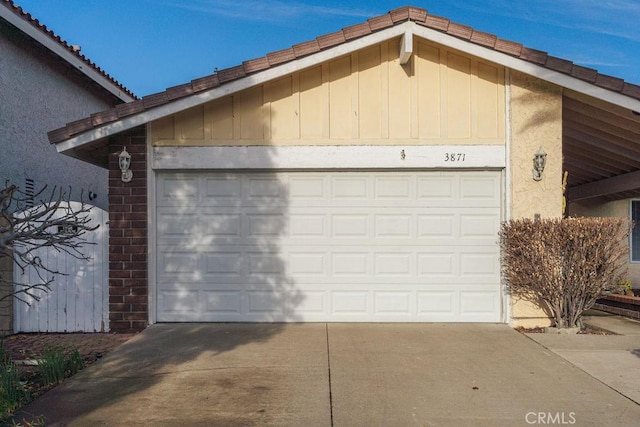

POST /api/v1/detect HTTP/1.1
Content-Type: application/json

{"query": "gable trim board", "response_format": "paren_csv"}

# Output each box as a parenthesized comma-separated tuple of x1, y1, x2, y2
(53, 21, 640, 156)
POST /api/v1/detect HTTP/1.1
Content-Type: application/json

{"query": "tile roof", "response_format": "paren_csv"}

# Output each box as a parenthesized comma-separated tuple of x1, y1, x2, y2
(1, 0, 136, 100)
(48, 5, 640, 145)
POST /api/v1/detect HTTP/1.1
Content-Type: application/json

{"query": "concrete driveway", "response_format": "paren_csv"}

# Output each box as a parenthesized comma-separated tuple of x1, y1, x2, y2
(14, 323, 640, 426)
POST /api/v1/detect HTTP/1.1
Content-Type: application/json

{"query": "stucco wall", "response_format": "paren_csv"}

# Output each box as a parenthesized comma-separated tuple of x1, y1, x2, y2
(569, 199, 640, 288)
(508, 70, 563, 327)
(0, 21, 117, 211)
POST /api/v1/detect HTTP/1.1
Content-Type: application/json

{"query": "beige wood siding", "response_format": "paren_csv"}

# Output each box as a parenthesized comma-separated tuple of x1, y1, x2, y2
(151, 38, 505, 146)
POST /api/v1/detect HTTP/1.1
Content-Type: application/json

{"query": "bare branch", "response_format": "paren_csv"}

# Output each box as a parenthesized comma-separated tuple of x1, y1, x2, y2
(0, 184, 98, 305)
(499, 217, 630, 328)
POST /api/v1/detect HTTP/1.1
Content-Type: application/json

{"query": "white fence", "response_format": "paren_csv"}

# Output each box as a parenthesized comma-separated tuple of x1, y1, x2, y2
(13, 202, 109, 332)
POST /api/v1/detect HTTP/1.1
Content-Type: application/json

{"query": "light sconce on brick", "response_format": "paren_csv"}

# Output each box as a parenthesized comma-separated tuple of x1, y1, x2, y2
(119, 147, 133, 183)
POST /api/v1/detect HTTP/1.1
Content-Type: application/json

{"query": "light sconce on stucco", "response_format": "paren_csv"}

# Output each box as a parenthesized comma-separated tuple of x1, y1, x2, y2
(532, 147, 547, 181)
(119, 147, 133, 183)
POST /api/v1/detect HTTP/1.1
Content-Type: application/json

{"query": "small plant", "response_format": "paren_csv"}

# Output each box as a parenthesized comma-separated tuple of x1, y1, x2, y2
(65, 348, 84, 376)
(9, 414, 46, 426)
(0, 357, 29, 415)
(38, 348, 66, 386)
(37, 346, 85, 387)
(616, 280, 634, 296)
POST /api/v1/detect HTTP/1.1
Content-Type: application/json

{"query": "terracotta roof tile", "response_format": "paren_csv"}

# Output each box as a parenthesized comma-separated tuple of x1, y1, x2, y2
(423, 14, 450, 32)
(243, 57, 270, 74)
(545, 56, 574, 74)
(595, 74, 625, 91)
(389, 6, 410, 23)
(47, 127, 70, 144)
(216, 65, 245, 83)
(142, 92, 169, 109)
(494, 38, 522, 56)
(292, 40, 321, 57)
(190, 73, 220, 91)
(166, 83, 195, 101)
(91, 110, 118, 126)
(267, 48, 296, 66)
(1, 0, 136, 100)
(570, 65, 598, 83)
(317, 30, 346, 50)
(408, 7, 428, 23)
(470, 30, 497, 48)
(343, 22, 372, 41)
(65, 117, 94, 135)
(447, 22, 473, 40)
(115, 100, 145, 117)
(622, 83, 640, 99)
(367, 14, 394, 31)
(520, 47, 548, 65)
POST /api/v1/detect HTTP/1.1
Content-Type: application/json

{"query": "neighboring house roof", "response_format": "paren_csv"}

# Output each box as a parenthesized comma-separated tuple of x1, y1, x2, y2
(0, 0, 136, 102)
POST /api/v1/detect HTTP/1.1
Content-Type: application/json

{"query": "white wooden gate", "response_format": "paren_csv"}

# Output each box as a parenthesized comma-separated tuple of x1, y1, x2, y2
(14, 202, 109, 332)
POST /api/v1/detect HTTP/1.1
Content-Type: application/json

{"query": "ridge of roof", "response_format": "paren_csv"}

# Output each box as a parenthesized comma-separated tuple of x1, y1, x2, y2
(48, 5, 640, 145)
(1, 0, 137, 101)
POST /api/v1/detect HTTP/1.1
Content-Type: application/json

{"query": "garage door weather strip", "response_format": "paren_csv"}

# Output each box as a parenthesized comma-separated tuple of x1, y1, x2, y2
(326, 324, 334, 426)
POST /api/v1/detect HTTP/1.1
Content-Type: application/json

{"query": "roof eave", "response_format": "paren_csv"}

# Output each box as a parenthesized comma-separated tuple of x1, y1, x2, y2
(55, 21, 640, 154)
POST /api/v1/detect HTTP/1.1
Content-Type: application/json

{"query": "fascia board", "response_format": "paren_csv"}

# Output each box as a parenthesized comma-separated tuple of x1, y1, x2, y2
(411, 24, 640, 112)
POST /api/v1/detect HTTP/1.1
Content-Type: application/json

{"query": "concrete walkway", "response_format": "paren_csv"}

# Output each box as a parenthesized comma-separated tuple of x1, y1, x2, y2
(526, 311, 640, 405)
(13, 322, 640, 426)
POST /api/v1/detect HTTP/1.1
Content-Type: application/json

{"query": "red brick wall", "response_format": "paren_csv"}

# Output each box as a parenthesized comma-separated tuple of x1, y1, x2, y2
(108, 132, 148, 332)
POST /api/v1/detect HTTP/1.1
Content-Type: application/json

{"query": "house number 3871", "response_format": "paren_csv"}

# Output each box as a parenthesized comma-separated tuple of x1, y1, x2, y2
(445, 153, 466, 162)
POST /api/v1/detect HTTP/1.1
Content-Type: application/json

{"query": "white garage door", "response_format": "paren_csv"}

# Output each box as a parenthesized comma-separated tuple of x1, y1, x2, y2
(155, 171, 502, 322)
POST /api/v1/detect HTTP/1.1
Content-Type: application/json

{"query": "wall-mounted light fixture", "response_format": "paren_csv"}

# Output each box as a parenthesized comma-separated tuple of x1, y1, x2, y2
(119, 147, 133, 183)
(532, 147, 547, 181)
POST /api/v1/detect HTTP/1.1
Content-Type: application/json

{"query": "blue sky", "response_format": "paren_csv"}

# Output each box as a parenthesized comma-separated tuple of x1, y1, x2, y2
(15, 0, 640, 97)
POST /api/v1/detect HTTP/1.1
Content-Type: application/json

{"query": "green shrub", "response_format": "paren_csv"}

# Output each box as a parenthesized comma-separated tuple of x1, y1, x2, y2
(616, 279, 633, 295)
(65, 348, 84, 376)
(38, 346, 85, 387)
(0, 360, 29, 415)
(38, 348, 66, 386)
(499, 217, 630, 328)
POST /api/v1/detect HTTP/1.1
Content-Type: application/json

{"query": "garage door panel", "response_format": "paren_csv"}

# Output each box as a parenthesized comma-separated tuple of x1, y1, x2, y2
(290, 214, 326, 237)
(374, 292, 413, 314)
(203, 291, 242, 314)
(156, 171, 502, 322)
(417, 291, 456, 315)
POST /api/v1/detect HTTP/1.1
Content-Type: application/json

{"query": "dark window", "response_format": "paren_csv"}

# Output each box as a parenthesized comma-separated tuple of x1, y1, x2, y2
(632, 201, 640, 262)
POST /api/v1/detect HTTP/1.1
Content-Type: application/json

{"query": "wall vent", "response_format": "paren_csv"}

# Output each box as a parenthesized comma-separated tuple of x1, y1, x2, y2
(25, 178, 35, 208)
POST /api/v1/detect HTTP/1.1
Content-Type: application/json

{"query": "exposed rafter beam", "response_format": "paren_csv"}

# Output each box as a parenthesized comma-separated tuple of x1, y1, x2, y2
(399, 29, 413, 65)
(567, 169, 640, 201)
(564, 127, 640, 160)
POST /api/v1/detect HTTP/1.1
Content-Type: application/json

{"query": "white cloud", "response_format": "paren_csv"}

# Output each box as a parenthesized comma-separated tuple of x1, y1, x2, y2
(152, 0, 375, 22)
(468, 0, 640, 42)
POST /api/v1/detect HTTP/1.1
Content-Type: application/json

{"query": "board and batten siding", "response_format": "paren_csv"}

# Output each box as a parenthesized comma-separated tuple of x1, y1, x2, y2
(151, 39, 505, 146)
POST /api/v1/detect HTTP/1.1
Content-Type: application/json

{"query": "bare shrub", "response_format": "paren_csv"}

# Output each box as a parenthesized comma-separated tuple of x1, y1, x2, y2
(499, 217, 630, 328)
